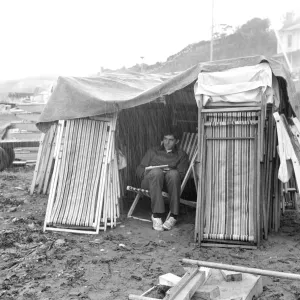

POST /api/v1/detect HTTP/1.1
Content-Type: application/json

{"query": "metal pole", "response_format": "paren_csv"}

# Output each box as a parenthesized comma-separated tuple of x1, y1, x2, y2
(210, 0, 214, 61)
(274, 29, 293, 73)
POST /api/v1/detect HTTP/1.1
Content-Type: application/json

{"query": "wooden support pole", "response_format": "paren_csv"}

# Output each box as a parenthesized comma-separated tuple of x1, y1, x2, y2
(256, 111, 261, 245)
(30, 132, 45, 194)
(195, 100, 203, 244)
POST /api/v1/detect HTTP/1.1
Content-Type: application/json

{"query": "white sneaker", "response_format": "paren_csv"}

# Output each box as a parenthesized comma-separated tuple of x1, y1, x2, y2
(151, 215, 164, 231)
(163, 216, 177, 230)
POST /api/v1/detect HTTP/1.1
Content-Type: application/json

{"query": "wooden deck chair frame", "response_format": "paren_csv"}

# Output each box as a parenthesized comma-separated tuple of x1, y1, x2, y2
(127, 132, 198, 221)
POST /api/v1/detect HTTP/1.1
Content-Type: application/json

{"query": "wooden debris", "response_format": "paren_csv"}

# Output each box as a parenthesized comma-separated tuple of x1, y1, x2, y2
(128, 296, 158, 300)
(167, 271, 205, 300)
(166, 268, 200, 299)
(220, 270, 242, 282)
(130, 269, 205, 300)
(159, 273, 181, 286)
(195, 285, 220, 300)
(130, 259, 265, 300)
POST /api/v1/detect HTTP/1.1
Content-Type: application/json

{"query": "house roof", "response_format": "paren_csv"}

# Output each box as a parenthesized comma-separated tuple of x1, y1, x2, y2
(283, 23, 300, 31)
(280, 17, 300, 31)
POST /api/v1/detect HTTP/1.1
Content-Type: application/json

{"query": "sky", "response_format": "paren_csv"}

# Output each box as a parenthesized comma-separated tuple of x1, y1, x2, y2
(0, 0, 299, 81)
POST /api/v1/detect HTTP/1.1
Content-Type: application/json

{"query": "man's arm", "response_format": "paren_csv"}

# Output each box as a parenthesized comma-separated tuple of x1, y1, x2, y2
(176, 151, 189, 180)
(136, 148, 154, 180)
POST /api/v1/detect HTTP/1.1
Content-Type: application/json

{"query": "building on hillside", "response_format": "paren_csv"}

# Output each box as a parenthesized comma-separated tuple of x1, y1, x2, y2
(273, 15, 300, 117)
(274, 15, 300, 77)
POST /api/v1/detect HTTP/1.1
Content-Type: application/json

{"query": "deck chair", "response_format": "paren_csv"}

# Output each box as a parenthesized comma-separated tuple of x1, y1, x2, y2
(127, 132, 198, 221)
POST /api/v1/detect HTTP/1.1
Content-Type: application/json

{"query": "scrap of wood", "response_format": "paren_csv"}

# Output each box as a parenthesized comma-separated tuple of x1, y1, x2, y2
(128, 295, 158, 300)
(245, 275, 263, 300)
(184, 267, 212, 282)
(166, 271, 206, 300)
(145, 165, 168, 170)
(220, 269, 242, 282)
(160, 267, 212, 287)
(159, 273, 181, 286)
(195, 285, 220, 300)
(141, 286, 157, 297)
(166, 268, 200, 299)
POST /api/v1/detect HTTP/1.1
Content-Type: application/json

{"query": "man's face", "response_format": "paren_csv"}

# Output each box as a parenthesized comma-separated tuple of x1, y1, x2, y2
(163, 135, 177, 151)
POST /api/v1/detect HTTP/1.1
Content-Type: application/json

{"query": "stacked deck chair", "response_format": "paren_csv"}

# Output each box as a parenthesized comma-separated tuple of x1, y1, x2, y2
(127, 132, 198, 221)
(43, 115, 120, 234)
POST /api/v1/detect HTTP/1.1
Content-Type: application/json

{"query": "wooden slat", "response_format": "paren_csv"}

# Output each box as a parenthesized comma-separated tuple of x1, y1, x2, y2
(202, 107, 261, 113)
(37, 125, 56, 193)
(13, 113, 40, 122)
(51, 121, 74, 224)
(43, 125, 58, 194)
(44, 120, 65, 231)
(78, 120, 98, 226)
(96, 117, 117, 232)
(61, 120, 83, 225)
(10, 122, 40, 132)
(16, 104, 45, 113)
(69, 119, 89, 225)
(86, 122, 107, 226)
(4, 131, 42, 141)
(0, 140, 40, 147)
(72, 119, 92, 226)
(30, 133, 46, 194)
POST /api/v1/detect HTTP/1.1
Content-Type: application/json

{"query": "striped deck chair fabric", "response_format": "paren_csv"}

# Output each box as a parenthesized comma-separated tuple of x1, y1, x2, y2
(127, 132, 198, 219)
(202, 112, 258, 242)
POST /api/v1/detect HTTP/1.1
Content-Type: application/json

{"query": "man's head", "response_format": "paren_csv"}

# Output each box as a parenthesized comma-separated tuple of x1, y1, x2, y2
(162, 128, 180, 151)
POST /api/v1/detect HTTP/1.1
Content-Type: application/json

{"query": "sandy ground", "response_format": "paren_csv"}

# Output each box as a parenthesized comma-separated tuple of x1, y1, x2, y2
(1, 167, 300, 300)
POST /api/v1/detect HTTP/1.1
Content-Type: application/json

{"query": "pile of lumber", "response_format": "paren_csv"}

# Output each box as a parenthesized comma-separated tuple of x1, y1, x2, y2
(129, 259, 300, 300)
(41, 115, 121, 234)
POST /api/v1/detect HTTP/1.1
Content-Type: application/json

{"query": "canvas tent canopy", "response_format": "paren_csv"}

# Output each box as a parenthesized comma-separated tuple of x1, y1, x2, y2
(36, 55, 298, 132)
(33, 55, 299, 242)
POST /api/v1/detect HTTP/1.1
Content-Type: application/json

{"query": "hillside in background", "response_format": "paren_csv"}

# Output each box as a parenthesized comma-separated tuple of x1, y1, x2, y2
(0, 17, 286, 101)
(116, 18, 277, 74)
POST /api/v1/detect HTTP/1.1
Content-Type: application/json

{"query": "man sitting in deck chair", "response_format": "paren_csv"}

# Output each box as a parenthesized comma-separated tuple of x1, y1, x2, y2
(136, 128, 189, 231)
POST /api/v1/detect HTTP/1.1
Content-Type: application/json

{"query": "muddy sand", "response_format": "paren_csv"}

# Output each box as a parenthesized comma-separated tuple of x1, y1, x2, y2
(1, 166, 300, 300)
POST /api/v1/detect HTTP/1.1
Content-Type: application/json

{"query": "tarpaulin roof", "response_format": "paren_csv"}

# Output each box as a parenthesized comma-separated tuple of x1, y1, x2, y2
(37, 55, 297, 131)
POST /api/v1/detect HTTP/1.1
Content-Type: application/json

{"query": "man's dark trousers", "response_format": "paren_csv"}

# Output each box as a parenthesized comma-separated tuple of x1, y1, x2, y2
(141, 168, 181, 215)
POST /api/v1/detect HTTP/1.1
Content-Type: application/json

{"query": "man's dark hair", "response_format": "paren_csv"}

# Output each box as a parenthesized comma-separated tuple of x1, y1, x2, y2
(163, 126, 181, 140)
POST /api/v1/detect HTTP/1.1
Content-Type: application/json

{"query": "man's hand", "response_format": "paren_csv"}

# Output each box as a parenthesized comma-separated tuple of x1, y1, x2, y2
(163, 167, 171, 172)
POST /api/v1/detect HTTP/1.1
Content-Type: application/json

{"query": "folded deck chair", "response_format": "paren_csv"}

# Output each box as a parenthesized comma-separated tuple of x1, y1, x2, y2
(127, 132, 198, 220)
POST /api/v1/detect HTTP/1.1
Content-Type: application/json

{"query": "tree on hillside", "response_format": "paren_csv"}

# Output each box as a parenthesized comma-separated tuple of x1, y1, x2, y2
(215, 18, 276, 60)
(117, 17, 277, 74)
